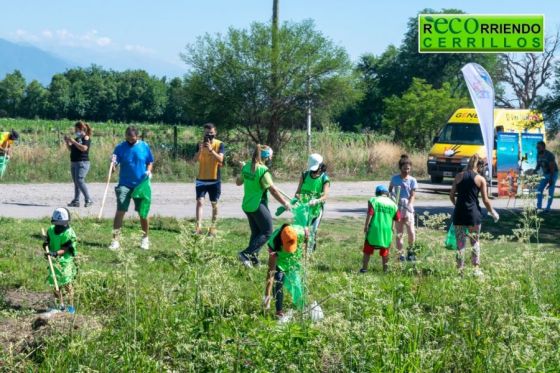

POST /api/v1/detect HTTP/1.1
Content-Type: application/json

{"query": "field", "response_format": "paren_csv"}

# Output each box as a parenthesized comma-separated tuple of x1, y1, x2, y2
(0, 118, 428, 183)
(1, 214, 559, 372)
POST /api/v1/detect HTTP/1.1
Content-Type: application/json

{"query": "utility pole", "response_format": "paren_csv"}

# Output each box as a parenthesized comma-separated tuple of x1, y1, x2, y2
(306, 99, 312, 154)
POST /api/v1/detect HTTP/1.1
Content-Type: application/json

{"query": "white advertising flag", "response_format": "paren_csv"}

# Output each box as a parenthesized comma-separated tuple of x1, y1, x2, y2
(461, 63, 495, 184)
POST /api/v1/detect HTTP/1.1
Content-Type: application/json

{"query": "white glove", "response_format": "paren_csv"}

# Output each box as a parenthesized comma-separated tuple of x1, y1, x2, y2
(145, 170, 152, 179)
(309, 199, 321, 206)
(406, 204, 414, 213)
(263, 295, 271, 310)
(490, 209, 499, 223)
(283, 203, 292, 212)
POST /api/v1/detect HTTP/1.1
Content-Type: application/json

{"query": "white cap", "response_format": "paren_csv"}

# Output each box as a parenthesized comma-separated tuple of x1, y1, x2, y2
(307, 153, 323, 172)
(51, 208, 70, 225)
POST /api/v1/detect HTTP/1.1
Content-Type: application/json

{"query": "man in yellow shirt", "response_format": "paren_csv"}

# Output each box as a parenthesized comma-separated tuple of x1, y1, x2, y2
(0, 129, 19, 178)
(0, 129, 19, 157)
(194, 123, 225, 235)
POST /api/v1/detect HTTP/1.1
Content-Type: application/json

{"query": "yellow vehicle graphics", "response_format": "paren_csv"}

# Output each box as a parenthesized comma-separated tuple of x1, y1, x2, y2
(427, 108, 545, 182)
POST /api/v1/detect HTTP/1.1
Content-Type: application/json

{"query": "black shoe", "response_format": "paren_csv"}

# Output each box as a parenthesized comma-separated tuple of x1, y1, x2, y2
(358, 268, 367, 274)
(238, 252, 253, 268)
(84, 200, 94, 207)
(67, 201, 80, 207)
(406, 251, 416, 262)
(398, 255, 406, 262)
(250, 254, 260, 267)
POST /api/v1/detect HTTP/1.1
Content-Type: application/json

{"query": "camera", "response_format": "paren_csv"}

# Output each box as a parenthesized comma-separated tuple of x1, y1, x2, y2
(204, 134, 215, 143)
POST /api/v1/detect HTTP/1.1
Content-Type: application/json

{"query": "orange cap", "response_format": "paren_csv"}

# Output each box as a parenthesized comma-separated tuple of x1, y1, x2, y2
(281, 226, 298, 253)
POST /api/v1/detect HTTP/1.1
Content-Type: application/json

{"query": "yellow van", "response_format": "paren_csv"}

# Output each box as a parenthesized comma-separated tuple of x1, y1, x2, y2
(427, 108, 545, 183)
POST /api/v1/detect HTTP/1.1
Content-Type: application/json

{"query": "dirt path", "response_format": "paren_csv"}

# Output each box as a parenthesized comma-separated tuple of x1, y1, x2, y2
(0, 181, 553, 219)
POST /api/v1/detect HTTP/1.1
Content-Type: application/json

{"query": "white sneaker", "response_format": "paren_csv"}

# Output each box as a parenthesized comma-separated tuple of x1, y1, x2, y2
(473, 268, 484, 278)
(109, 240, 120, 250)
(140, 236, 150, 250)
(277, 310, 294, 324)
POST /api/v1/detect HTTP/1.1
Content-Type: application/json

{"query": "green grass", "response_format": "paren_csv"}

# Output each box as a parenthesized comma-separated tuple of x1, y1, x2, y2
(1, 215, 559, 371)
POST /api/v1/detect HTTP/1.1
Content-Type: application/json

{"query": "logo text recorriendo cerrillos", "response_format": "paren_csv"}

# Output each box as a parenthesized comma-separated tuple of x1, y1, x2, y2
(419, 14, 544, 53)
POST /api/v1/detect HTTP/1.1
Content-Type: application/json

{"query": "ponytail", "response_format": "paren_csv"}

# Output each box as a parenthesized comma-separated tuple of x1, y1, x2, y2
(75, 120, 92, 137)
(251, 144, 263, 173)
(466, 154, 484, 172)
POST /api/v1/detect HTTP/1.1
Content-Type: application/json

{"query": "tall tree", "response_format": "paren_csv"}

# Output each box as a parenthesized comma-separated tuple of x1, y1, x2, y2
(182, 20, 359, 151)
(382, 78, 468, 149)
(21, 80, 48, 118)
(499, 32, 560, 108)
(0, 70, 26, 117)
(46, 74, 71, 119)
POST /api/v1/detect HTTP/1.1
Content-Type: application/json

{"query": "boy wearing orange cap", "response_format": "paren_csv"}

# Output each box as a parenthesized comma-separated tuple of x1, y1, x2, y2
(360, 185, 400, 273)
(264, 224, 308, 320)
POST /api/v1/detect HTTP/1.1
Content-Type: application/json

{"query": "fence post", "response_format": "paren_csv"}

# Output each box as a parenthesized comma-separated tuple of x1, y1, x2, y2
(173, 125, 178, 159)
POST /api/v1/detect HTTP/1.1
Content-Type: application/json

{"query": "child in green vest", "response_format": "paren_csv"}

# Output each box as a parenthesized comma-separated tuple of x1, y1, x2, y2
(263, 224, 308, 322)
(43, 208, 78, 313)
(295, 153, 330, 252)
(360, 185, 400, 273)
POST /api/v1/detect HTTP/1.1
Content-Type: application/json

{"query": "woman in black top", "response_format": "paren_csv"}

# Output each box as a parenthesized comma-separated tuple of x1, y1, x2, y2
(64, 121, 93, 207)
(449, 154, 499, 276)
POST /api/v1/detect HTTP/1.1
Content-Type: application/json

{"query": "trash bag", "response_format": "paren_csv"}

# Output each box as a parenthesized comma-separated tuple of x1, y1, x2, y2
(284, 269, 306, 310)
(0, 155, 9, 178)
(445, 223, 459, 250)
(292, 202, 310, 227)
(131, 177, 152, 219)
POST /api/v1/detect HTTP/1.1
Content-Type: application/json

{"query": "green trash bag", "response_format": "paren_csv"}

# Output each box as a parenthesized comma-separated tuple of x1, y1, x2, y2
(284, 269, 306, 310)
(0, 156, 9, 179)
(131, 177, 152, 219)
(445, 223, 467, 251)
(292, 202, 311, 227)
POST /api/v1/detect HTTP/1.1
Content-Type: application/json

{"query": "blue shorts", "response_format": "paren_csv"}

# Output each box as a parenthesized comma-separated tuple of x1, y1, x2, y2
(196, 182, 221, 202)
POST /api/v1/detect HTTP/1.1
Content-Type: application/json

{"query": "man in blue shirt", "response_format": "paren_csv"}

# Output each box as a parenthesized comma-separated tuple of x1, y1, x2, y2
(535, 141, 558, 212)
(109, 126, 154, 250)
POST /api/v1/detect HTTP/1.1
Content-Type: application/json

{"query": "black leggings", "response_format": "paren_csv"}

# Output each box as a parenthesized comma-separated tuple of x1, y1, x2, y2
(273, 268, 285, 313)
(242, 203, 273, 258)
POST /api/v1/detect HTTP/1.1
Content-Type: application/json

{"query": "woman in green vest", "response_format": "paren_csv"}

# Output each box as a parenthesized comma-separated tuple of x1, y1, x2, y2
(295, 153, 330, 252)
(236, 145, 291, 268)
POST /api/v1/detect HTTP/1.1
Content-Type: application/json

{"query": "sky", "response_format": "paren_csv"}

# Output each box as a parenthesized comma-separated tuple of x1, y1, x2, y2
(1, 0, 559, 76)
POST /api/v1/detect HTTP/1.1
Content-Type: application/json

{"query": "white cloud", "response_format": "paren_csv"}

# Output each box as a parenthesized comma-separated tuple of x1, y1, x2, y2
(124, 44, 154, 54)
(10, 28, 113, 48)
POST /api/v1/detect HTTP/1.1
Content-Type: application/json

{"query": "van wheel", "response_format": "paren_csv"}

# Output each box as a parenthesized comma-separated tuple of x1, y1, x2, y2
(431, 175, 443, 183)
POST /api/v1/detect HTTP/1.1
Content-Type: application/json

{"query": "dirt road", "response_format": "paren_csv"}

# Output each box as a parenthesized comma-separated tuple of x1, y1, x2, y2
(1, 180, 549, 220)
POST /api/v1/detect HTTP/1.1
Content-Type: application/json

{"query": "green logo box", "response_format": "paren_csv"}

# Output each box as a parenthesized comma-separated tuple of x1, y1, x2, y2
(418, 14, 544, 53)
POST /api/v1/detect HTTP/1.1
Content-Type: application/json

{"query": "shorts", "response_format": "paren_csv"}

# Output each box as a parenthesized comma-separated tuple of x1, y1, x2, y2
(115, 184, 146, 214)
(196, 181, 221, 202)
(363, 241, 389, 257)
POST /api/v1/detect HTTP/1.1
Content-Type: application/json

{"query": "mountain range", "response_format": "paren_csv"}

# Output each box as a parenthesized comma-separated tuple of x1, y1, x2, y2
(0, 38, 187, 85)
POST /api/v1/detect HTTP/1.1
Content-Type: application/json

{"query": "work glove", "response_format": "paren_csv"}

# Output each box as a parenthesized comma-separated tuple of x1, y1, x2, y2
(45, 251, 58, 258)
(263, 295, 272, 310)
(490, 209, 500, 223)
(406, 204, 414, 213)
(309, 199, 321, 206)
(283, 203, 292, 212)
(145, 170, 152, 179)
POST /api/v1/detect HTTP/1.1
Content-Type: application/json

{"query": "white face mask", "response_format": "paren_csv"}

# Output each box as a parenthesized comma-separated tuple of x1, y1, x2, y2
(75, 131, 83, 138)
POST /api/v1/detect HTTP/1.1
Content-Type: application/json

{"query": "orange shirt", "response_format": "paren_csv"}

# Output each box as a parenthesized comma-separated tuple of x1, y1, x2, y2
(197, 139, 224, 181)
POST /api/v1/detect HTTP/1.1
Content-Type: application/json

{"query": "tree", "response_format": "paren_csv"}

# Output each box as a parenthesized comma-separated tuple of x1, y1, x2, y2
(182, 20, 359, 151)
(499, 32, 560, 109)
(0, 70, 26, 117)
(46, 74, 71, 119)
(21, 80, 48, 118)
(164, 77, 189, 124)
(382, 78, 468, 149)
(116, 70, 167, 122)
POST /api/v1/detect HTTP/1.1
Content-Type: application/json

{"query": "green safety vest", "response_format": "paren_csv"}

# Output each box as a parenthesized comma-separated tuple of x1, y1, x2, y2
(366, 196, 397, 248)
(300, 171, 329, 219)
(267, 225, 306, 272)
(46, 225, 78, 286)
(241, 161, 270, 213)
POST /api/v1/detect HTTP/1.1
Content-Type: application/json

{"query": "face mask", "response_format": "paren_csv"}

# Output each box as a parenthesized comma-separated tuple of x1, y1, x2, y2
(75, 131, 83, 138)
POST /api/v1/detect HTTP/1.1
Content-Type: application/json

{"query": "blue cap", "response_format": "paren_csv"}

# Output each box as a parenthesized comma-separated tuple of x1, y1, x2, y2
(261, 147, 273, 159)
(375, 185, 389, 194)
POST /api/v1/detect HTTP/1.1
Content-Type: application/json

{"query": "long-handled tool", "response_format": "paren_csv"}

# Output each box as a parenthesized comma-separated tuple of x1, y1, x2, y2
(98, 156, 115, 220)
(42, 228, 64, 309)
(264, 273, 274, 310)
